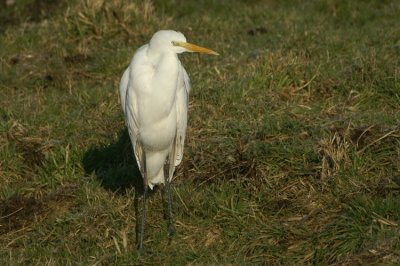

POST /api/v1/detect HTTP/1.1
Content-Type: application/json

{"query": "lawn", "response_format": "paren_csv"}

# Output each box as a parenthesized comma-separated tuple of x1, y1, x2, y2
(1, 0, 399, 264)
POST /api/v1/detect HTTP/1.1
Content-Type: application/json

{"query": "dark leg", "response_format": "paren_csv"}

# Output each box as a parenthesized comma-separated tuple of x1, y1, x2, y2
(164, 157, 176, 236)
(138, 149, 148, 254)
(134, 191, 139, 245)
(138, 186, 148, 254)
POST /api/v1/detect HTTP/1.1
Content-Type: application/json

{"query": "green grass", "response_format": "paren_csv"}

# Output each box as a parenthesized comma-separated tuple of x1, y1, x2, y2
(1, 0, 400, 264)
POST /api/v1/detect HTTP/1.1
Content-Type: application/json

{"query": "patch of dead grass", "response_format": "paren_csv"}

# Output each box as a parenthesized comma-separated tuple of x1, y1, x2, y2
(0, 184, 77, 237)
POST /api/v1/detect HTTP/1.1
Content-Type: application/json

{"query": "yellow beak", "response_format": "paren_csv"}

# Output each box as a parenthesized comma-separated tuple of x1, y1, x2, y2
(172, 41, 219, 56)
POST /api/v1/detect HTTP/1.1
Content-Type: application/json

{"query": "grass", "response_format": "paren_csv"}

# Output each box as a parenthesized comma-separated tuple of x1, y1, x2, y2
(1, 0, 400, 264)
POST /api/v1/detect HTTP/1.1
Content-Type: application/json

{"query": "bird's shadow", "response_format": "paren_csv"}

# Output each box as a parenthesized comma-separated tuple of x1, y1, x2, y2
(82, 128, 148, 246)
(82, 128, 172, 250)
(82, 128, 144, 195)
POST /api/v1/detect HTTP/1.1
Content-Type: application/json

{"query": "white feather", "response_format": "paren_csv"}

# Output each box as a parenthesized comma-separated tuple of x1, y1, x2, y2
(119, 30, 215, 189)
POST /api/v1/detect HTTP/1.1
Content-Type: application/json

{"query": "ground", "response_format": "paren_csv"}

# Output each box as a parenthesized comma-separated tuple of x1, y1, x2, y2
(0, 0, 399, 265)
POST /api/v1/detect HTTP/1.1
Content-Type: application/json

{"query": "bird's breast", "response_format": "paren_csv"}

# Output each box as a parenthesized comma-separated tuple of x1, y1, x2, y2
(139, 106, 177, 151)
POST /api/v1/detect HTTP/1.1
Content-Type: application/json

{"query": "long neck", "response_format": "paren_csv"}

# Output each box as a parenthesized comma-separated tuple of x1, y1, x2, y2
(150, 51, 179, 107)
(137, 50, 180, 124)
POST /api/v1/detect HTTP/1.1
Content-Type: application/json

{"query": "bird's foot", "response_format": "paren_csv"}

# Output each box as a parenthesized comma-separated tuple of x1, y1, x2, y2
(168, 223, 176, 237)
(138, 244, 144, 255)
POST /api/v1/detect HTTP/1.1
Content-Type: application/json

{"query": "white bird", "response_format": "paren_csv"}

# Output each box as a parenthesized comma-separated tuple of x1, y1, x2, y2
(119, 30, 218, 252)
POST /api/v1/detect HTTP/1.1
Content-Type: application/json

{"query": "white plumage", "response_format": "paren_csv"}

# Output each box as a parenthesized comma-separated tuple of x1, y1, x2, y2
(119, 30, 217, 252)
(119, 30, 217, 189)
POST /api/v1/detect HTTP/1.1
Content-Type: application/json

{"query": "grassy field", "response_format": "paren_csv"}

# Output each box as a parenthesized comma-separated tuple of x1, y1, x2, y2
(1, 0, 400, 264)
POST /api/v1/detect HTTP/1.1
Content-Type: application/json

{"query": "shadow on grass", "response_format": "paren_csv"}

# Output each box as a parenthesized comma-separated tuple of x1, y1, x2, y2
(82, 128, 166, 248)
(82, 128, 144, 195)
(82, 128, 149, 247)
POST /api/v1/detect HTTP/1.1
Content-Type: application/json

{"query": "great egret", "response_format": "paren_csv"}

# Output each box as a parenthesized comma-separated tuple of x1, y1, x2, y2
(119, 30, 218, 252)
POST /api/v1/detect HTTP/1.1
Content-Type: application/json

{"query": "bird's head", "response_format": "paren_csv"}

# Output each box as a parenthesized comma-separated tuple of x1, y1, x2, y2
(149, 30, 219, 56)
